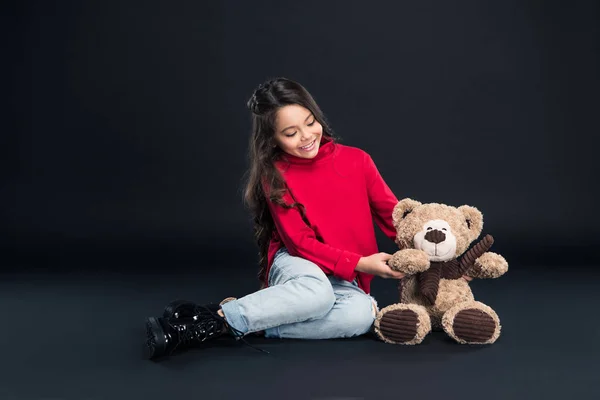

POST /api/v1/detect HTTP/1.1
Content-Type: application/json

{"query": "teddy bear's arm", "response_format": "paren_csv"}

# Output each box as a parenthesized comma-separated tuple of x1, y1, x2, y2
(388, 249, 430, 275)
(465, 252, 508, 279)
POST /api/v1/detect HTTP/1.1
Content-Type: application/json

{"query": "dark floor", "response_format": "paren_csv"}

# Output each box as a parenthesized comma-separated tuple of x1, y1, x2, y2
(0, 257, 598, 400)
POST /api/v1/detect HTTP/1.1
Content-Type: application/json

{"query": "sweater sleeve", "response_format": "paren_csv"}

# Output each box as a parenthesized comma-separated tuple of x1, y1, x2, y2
(266, 190, 361, 282)
(364, 153, 398, 242)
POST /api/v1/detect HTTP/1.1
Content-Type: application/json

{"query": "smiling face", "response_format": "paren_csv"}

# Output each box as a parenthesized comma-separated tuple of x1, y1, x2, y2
(273, 104, 323, 159)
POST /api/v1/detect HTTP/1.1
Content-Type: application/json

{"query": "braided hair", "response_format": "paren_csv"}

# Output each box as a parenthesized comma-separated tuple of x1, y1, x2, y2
(243, 77, 338, 286)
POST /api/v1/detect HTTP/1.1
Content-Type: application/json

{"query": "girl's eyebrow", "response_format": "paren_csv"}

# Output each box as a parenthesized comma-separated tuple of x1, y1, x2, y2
(281, 113, 313, 133)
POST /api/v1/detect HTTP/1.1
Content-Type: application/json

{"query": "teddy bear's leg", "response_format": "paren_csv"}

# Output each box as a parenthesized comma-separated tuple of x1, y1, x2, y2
(441, 301, 501, 344)
(373, 303, 431, 345)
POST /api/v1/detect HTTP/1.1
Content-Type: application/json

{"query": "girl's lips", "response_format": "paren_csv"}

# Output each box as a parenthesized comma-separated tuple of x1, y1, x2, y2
(300, 139, 316, 151)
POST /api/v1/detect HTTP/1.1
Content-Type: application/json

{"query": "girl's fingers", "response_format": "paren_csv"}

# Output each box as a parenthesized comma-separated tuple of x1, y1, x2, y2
(386, 269, 405, 280)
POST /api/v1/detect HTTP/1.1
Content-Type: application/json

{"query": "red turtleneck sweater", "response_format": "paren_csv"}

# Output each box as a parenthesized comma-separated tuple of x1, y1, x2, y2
(265, 138, 398, 294)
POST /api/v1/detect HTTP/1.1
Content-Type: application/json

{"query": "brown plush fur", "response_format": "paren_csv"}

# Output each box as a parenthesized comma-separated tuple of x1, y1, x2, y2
(375, 198, 508, 345)
(399, 275, 419, 304)
(397, 276, 475, 330)
(470, 252, 509, 279)
(388, 248, 430, 274)
(392, 199, 483, 257)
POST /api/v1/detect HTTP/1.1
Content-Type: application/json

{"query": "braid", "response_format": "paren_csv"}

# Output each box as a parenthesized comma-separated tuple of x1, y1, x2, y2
(247, 93, 259, 114)
(247, 80, 276, 115)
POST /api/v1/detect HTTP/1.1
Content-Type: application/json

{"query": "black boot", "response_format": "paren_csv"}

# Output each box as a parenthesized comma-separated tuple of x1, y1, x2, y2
(163, 297, 237, 319)
(162, 299, 200, 319)
(145, 303, 228, 360)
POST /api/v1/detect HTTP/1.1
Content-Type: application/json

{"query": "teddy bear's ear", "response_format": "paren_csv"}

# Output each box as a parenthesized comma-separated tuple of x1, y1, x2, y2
(457, 205, 483, 238)
(392, 198, 422, 225)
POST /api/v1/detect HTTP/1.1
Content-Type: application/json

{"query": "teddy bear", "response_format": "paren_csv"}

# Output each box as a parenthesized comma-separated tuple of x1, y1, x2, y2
(373, 198, 508, 345)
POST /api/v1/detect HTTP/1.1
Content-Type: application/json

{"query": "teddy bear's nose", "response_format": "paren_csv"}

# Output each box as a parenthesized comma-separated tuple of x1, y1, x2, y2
(424, 229, 446, 244)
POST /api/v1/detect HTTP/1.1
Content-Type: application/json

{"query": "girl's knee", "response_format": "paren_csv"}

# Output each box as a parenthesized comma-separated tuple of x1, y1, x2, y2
(298, 275, 336, 318)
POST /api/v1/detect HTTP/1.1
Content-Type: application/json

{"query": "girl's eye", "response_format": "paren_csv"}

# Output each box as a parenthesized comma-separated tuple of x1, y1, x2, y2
(285, 132, 296, 137)
(307, 120, 315, 126)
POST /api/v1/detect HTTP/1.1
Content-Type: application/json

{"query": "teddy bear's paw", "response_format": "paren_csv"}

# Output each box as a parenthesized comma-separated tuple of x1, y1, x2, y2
(374, 303, 431, 345)
(389, 249, 430, 274)
(442, 301, 501, 344)
(473, 252, 508, 279)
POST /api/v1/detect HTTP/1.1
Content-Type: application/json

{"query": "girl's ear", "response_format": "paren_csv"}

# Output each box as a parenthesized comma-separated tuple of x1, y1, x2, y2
(457, 205, 483, 239)
(392, 198, 422, 226)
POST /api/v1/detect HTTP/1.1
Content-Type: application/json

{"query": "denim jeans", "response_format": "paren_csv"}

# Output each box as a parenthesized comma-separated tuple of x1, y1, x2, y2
(220, 248, 377, 339)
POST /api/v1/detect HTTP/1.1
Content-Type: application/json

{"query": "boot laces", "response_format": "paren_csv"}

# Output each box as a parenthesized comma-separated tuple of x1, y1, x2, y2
(173, 318, 221, 345)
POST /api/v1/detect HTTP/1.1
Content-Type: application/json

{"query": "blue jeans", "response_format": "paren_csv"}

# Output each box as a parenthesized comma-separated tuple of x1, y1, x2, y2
(220, 248, 377, 339)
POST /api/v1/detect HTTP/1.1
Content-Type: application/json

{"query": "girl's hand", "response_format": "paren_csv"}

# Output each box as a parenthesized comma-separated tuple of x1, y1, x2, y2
(356, 253, 406, 279)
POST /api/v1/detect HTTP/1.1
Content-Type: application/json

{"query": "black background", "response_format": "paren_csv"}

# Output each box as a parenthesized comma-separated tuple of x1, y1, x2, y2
(1, 2, 599, 399)
(4, 0, 598, 269)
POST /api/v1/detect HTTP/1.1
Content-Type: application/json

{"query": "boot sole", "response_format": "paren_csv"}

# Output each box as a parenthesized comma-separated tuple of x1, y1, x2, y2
(145, 317, 168, 359)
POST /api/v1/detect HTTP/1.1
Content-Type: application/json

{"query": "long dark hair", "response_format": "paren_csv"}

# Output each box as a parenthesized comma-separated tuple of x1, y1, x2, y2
(243, 77, 338, 286)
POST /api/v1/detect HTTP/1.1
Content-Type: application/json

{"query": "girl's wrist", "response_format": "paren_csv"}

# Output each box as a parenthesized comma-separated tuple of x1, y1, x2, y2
(356, 257, 367, 271)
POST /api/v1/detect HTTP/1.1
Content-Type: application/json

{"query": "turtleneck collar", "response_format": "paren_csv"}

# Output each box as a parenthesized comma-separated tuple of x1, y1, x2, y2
(277, 136, 336, 166)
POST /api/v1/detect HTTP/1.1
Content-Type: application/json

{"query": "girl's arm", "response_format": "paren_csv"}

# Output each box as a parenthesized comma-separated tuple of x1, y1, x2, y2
(363, 153, 398, 242)
(266, 195, 361, 283)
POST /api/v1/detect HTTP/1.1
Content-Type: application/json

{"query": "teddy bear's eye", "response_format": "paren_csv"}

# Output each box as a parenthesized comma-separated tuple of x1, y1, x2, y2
(427, 227, 432, 230)
(442, 228, 447, 231)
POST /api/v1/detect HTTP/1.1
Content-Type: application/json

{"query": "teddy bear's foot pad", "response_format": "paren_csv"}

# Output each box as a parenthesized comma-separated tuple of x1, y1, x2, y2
(375, 304, 431, 344)
(378, 309, 419, 343)
(452, 308, 496, 343)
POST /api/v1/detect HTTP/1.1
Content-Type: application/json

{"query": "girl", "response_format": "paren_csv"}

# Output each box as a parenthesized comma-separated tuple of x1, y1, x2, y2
(145, 78, 405, 359)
